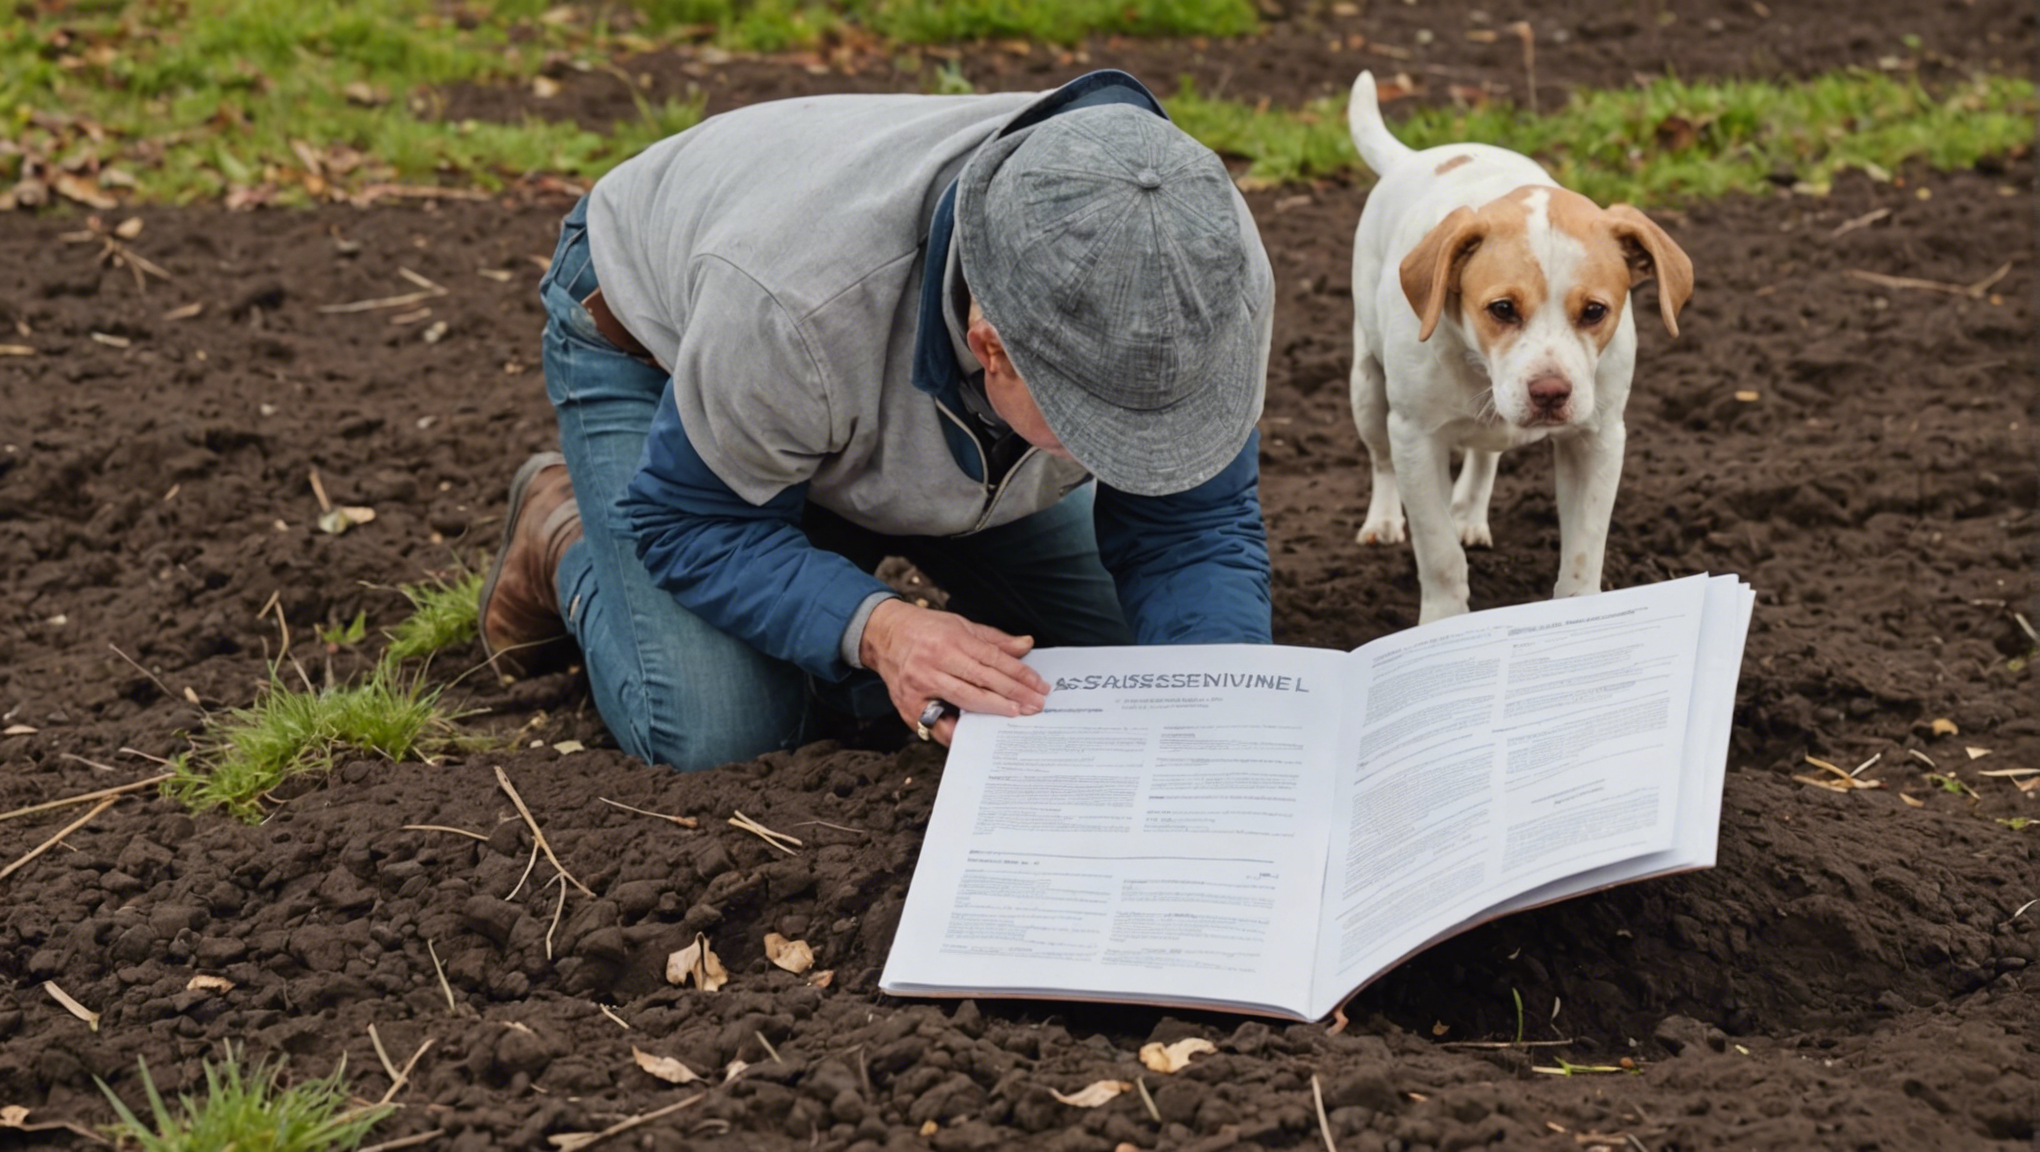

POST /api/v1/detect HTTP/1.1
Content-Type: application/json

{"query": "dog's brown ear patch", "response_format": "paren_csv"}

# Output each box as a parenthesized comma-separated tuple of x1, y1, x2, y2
(1400, 207, 1484, 342)
(1604, 204, 1695, 337)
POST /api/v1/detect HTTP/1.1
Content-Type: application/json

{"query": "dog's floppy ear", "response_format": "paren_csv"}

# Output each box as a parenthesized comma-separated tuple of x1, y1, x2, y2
(1399, 207, 1484, 342)
(1604, 204, 1694, 338)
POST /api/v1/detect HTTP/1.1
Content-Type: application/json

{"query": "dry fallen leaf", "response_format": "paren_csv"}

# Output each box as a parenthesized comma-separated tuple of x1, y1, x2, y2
(806, 969, 834, 989)
(1794, 773, 1880, 793)
(919, 1120, 938, 1136)
(1051, 1080, 1132, 1108)
(1138, 1037, 1217, 1074)
(631, 1046, 700, 1084)
(1899, 793, 1925, 807)
(553, 740, 585, 755)
(1930, 717, 1959, 736)
(763, 932, 815, 975)
(3, 724, 35, 736)
(185, 974, 234, 993)
(1965, 746, 1991, 760)
(665, 933, 728, 991)
(1798, 755, 1880, 791)
(723, 1059, 749, 1082)
(0, 1106, 26, 1126)
(316, 505, 376, 535)
(53, 172, 116, 210)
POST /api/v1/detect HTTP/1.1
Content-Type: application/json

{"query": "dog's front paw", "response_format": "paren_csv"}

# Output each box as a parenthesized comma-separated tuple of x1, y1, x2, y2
(1356, 516, 1406, 546)
(1417, 596, 1471, 625)
(1456, 519, 1492, 548)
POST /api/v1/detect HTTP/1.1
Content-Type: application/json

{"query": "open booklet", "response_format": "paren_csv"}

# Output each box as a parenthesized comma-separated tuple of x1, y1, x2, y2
(880, 573, 1755, 1021)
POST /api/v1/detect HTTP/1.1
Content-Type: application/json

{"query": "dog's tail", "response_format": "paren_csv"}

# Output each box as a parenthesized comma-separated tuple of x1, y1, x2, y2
(1347, 71, 1414, 176)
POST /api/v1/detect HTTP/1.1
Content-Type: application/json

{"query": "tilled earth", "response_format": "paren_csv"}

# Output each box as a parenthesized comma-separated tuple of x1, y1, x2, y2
(1, 1, 2035, 1149)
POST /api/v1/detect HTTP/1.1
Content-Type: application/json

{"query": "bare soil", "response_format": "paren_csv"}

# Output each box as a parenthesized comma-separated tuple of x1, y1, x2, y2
(2, 1, 2035, 1149)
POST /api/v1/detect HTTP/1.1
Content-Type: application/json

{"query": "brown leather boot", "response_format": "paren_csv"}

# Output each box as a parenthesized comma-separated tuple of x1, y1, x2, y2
(480, 452, 584, 677)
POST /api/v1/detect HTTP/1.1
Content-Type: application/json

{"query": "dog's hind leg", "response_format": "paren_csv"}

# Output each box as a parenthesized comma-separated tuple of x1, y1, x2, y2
(1449, 449, 1498, 547)
(1350, 352, 1405, 545)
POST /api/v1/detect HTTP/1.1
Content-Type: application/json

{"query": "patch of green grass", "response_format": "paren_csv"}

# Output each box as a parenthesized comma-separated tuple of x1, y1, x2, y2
(165, 656, 468, 822)
(0, 0, 1251, 206)
(1169, 70, 2036, 204)
(98, 1047, 390, 1152)
(1, 0, 704, 205)
(384, 569, 485, 663)
(315, 610, 369, 652)
(620, 0, 1256, 49)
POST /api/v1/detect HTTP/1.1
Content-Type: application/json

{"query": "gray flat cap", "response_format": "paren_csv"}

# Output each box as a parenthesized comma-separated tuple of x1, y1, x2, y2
(956, 103, 1265, 497)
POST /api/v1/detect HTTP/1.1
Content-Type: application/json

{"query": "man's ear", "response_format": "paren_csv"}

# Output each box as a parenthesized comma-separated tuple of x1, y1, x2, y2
(965, 316, 1006, 375)
(1399, 207, 1484, 342)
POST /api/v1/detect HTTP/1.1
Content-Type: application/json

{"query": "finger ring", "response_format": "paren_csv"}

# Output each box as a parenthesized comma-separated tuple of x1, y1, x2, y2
(916, 699, 949, 742)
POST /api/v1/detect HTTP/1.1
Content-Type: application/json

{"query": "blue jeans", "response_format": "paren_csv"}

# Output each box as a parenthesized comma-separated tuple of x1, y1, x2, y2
(538, 198, 1133, 772)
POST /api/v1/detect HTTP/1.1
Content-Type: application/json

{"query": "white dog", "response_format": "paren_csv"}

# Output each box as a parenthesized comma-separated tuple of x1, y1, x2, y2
(1345, 71, 1694, 623)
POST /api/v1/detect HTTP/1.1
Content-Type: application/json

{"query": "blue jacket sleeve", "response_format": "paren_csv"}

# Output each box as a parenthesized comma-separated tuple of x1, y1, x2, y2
(622, 391, 890, 680)
(1093, 430, 1271, 645)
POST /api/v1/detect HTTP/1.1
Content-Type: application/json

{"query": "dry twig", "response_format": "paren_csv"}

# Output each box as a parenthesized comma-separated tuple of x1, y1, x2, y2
(1134, 1076, 1161, 1125)
(1312, 1073, 1338, 1152)
(61, 215, 172, 292)
(547, 1093, 706, 1151)
(2, 774, 170, 824)
(1829, 207, 1892, 238)
(372, 1036, 435, 1107)
(1845, 261, 2012, 299)
(43, 981, 100, 1031)
(426, 939, 458, 1015)
(368, 1023, 401, 1084)
(318, 266, 451, 314)
(107, 643, 179, 706)
(1510, 21, 1536, 115)
(2, 797, 119, 882)
(507, 839, 539, 901)
(598, 796, 699, 828)
(401, 823, 490, 842)
(790, 818, 867, 836)
(495, 765, 595, 896)
(727, 809, 801, 855)
(546, 876, 568, 960)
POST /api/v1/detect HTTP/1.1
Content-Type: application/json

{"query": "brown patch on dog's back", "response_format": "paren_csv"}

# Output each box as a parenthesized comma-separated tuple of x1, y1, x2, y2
(1434, 154, 1472, 175)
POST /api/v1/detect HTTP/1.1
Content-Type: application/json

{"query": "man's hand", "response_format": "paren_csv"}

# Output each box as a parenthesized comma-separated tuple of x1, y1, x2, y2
(860, 599, 1050, 746)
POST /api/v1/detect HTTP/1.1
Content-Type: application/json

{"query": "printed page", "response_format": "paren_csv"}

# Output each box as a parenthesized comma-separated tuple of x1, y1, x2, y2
(882, 643, 1350, 1017)
(1476, 576, 1755, 919)
(1308, 576, 1714, 1017)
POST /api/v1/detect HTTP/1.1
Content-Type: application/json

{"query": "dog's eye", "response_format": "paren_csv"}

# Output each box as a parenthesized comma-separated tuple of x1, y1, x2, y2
(1486, 299, 1519, 324)
(1579, 301, 1609, 325)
